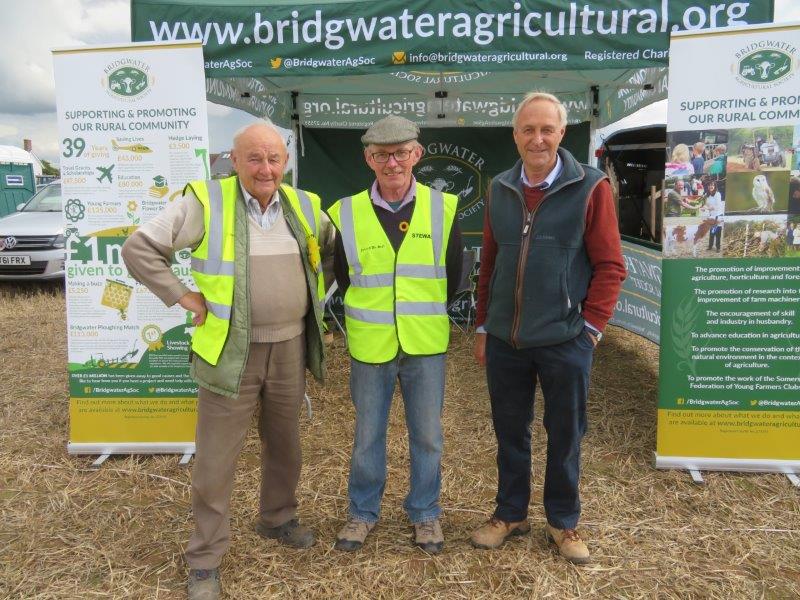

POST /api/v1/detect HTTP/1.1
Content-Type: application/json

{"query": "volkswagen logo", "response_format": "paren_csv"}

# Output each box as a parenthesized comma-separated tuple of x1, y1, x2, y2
(0, 236, 16, 251)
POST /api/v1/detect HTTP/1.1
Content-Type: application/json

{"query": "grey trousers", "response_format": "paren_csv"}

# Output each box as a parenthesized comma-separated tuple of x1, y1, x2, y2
(185, 336, 306, 569)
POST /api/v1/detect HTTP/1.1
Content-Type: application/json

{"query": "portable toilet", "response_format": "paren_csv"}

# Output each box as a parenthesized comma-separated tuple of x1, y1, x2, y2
(0, 146, 36, 217)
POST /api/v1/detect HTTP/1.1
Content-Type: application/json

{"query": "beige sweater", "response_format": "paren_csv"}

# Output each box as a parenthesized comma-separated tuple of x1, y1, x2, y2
(122, 187, 334, 343)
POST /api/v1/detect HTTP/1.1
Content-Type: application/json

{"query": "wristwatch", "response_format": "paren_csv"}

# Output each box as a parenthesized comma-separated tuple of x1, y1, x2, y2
(586, 327, 602, 343)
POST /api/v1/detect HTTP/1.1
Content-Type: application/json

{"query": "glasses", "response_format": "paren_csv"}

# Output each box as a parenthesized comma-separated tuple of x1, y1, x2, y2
(371, 149, 413, 163)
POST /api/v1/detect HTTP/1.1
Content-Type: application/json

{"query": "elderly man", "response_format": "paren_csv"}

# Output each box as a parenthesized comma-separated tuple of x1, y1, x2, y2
(665, 179, 694, 217)
(470, 92, 626, 564)
(122, 121, 332, 600)
(326, 115, 462, 554)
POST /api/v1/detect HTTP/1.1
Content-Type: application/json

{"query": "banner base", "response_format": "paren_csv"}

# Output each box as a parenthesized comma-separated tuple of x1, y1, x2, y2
(655, 454, 800, 474)
(68, 442, 195, 456)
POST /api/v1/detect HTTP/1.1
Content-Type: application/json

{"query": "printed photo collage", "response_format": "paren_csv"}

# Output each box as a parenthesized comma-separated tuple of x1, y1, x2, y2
(662, 125, 800, 259)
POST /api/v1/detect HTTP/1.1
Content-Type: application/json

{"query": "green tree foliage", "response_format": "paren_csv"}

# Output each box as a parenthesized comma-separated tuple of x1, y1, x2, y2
(41, 159, 60, 177)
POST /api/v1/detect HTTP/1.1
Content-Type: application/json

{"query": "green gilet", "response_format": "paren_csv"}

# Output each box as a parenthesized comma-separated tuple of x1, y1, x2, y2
(187, 177, 326, 397)
(328, 182, 457, 363)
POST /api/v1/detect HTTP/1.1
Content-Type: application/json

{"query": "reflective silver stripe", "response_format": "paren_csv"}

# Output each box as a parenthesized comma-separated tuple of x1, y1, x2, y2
(205, 179, 225, 266)
(350, 273, 394, 287)
(206, 299, 231, 320)
(339, 196, 362, 277)
(396, 264, 446, 279)
(191, 256, 235, 276)
(345, 306, 394, 324)
(295, 188, 317, 237)
(396, 301, 447, 316)
(430, 188, 444, 265)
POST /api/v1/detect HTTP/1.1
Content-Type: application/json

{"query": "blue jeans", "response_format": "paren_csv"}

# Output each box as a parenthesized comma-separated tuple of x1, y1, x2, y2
(347, 352, 445, 524)
(485, 330, 594, 530)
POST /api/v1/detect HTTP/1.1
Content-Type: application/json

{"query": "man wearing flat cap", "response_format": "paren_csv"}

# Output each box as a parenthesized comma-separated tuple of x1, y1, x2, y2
(327, 115, 463, 553)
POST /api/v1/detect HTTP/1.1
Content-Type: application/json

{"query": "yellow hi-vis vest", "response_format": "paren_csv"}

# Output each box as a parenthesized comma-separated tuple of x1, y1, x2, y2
(328, 183, 457, 363)
(188, 177, 324, 366)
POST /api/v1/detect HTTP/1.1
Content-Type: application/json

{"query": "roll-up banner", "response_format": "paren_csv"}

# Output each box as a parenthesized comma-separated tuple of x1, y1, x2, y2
(657, 22, 800, 473)
(53, 41, 209, 455)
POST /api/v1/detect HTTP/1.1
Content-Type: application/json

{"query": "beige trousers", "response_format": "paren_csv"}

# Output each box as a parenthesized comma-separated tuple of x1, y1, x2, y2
(185, 336, 306, 569)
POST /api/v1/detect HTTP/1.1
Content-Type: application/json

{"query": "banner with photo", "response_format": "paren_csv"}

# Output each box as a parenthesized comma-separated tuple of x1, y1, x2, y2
(53, 41, 209, 455)
(657, 22, 800, 472)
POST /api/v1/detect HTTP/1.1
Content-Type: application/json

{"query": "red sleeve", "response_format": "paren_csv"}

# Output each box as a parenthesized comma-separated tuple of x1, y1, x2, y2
(582, 179, 627, 331)
(475, 198, 497, 328)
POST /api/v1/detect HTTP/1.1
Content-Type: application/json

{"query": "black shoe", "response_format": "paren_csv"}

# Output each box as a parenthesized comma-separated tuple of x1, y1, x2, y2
(255, 518, 315, 548)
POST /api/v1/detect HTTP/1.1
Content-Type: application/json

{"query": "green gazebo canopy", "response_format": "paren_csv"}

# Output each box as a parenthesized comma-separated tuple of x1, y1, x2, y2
(130, 0, 773, 128)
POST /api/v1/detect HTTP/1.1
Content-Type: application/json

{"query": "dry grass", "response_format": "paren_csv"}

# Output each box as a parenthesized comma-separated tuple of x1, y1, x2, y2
(723, 218, 787, 258)
(1, 281, 799, 599)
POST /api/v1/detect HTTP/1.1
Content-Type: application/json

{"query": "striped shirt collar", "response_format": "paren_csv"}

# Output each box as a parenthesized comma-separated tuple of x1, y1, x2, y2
(241, 182, 282, 229)
(521, 154, 562, 190)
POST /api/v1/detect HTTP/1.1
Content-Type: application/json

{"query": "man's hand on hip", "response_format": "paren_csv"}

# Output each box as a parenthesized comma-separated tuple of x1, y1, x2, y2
(179, 291, 207, 326)
(473, 333, 487, 366)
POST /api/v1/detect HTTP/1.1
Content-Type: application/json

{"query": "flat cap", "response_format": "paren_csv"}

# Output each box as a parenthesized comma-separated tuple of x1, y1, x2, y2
(361, 115, 420, 145)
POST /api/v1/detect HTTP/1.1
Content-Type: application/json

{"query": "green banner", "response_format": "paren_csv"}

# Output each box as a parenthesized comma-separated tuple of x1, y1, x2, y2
(297, 124, 589, 248)
(132, 0, 773, 78)
(205, 77, 292, 125)
(598, 67, 668, 127)
(298, 92, 591, 127)
(610, 237, 661, 343)
(660, 258, 800, 411)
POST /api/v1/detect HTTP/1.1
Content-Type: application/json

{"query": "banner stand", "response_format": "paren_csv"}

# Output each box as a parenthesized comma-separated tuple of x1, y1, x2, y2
(655, 454, 800, 481)
(657, 21, 800, 477)
(54, 41, 209, 457)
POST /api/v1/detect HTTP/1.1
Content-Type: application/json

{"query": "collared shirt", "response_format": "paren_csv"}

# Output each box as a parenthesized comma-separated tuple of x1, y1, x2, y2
(520, 154, 562, 190)
(242, 183, 283, 229)
(370, 176, 417, 212)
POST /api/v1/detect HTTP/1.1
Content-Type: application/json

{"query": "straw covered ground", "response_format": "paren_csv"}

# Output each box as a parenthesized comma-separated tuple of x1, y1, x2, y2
(1, 282, 799, 599)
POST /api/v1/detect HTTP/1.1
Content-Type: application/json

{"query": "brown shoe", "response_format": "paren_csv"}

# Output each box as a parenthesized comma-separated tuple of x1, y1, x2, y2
(334, 519, 375, 552)
(545, 524, 591, 564)
(470, 517, 530, 549)
(187, 568, 220, 600)
(255, 518, 315, 549)
(413, 519, 444, 554)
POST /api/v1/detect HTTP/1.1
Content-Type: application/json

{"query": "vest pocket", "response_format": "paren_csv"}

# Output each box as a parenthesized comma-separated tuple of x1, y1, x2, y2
(523, 245, 568, 307)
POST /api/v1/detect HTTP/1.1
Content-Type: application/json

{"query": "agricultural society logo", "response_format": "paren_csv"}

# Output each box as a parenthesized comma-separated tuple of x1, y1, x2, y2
(102, 58, 154, 100)
(734, 40, 797, 88)
(416, 143, 485, 221)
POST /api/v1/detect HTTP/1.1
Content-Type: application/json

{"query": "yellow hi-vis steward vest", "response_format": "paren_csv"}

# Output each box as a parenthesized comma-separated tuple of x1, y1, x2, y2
(328, 183, 457, 363)
(188, 177, 324, 366)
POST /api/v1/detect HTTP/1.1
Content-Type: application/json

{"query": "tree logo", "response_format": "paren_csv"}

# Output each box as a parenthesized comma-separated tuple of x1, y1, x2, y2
(734, 42, 796, 88)
(103, 58, 153, 100)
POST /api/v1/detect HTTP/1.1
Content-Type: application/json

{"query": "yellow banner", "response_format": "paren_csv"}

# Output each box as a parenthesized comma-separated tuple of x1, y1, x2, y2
(70, 397, 197, 443)
(657, 409, 800, 460)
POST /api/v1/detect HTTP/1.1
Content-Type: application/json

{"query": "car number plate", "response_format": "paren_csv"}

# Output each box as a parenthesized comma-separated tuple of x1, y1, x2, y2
(0, 255, 31, 265)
